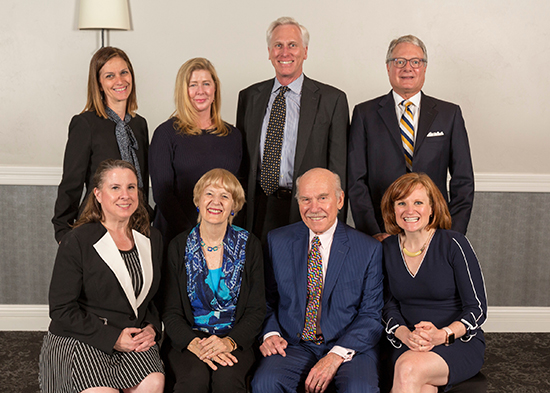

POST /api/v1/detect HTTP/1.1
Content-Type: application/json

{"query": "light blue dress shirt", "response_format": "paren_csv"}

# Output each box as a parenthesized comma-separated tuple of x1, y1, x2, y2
(259, 74, 304, 189)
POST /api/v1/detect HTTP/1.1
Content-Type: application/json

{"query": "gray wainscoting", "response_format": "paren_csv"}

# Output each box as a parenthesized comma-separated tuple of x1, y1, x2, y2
(0, 186, 549, 306)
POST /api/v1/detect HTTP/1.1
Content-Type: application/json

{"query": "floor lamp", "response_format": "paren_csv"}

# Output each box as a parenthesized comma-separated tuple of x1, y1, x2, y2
(78, 0, 131, 48)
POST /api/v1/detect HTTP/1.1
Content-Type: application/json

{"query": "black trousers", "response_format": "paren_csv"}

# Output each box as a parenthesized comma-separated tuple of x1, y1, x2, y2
(162, 336, 255, 393)
(252, 185, 292, 245)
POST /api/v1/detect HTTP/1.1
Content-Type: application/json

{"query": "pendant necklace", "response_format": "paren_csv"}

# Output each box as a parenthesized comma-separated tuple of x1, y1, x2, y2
(200, 239, 223, 252)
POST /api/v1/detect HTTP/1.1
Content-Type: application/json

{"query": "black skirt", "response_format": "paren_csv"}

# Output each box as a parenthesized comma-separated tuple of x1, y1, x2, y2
(39, 332, 164, 393)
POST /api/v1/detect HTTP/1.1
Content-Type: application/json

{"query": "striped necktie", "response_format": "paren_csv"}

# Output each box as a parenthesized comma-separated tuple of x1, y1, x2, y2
(400, 100, 415, 171)
(260, 86, 290, 195)
(302, 236, 323, 343)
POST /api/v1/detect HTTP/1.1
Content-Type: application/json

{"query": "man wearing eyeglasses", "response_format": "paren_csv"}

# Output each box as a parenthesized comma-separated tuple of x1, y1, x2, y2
(348, 35, 474, 241)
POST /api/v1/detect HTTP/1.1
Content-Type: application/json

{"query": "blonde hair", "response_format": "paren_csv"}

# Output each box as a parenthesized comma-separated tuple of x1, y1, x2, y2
(172, 58, 228, 136)
(381, 172, 451, 235)
(193, 169, 245, 225)
(83, 47, 138, 119)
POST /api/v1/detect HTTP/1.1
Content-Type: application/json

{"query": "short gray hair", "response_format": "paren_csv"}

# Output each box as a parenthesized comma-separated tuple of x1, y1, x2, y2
(266, 16, 310, 48)
(385, 35, 428, 64)
(295, 168, 343, 200)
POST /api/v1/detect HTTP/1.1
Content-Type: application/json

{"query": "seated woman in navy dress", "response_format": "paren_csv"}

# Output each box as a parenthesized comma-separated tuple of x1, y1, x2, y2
(380, 173, 487, 392)
(161, 169, 265, 393)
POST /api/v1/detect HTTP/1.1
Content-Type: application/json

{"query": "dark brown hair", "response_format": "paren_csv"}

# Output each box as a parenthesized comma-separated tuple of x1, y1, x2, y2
(381, 172, 451, 235)
(74, 159, 150, 236)
(83, 47, 138, 119)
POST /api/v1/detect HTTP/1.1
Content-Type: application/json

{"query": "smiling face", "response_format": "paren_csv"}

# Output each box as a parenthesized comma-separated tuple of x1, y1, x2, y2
(94, 168, 138, 224)
(188, 69, 216, 115)
(394, 185, 433, 234)
(297, 169, 344, 235)
(98, 56, 132, 110)
(268, 24, 308, 85)
(197, 184, 234, 227)
(387, 42, 427, 99)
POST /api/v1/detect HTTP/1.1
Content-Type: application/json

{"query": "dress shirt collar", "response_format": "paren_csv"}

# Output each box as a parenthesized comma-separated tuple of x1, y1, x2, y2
(392, 90, 421, 111)
(273, 73, 304, 95)
(308, 219, 338, 253)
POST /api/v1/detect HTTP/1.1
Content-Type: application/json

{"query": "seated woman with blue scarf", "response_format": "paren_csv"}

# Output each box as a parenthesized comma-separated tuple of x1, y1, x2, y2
(161, 168, 265, 393)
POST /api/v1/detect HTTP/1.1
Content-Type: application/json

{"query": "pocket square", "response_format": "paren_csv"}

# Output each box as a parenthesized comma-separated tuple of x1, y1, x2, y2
(427, 131, 444, 137)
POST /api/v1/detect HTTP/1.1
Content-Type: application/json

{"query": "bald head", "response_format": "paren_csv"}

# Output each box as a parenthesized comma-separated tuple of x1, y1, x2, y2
(296, 168, 344, 234)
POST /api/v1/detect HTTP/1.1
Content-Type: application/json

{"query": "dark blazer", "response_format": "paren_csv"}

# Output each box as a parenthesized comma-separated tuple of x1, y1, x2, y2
(161, 228, 266, 352)
(348, 91, 474, 236)
(52, 111, 149, 243)
(48, 222, 162, 355)
(236, 75, 349, 230)
(264, 220, 383, 355)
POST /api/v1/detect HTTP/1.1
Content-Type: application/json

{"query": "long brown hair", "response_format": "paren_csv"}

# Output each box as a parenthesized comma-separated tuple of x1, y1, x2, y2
(82, 47, 138, 119)
(74, 159, 150, 236)
(172, 58, 228, 136)
(381, 172, 451, 235)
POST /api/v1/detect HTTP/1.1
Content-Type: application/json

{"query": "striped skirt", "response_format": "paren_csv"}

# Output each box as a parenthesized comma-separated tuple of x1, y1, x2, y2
(39, 332, 164, 393)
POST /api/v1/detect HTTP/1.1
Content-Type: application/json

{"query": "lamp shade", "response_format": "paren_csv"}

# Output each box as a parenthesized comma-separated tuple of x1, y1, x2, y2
(79, 0, 131, 30)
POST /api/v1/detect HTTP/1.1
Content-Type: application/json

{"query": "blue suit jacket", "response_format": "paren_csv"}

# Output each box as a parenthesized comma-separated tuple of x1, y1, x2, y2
(263, 220, 384, 355)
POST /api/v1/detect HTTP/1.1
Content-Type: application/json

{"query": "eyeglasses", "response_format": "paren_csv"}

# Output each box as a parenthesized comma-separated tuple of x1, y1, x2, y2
(389, 58, 426, 69)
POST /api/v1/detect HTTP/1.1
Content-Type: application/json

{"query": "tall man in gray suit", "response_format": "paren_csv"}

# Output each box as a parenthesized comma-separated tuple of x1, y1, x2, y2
(348, 35, 474, 241)
(237, 17, 349, 243)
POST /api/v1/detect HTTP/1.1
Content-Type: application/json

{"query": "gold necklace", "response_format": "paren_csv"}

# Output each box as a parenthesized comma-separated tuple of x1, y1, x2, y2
(402, 231, 434, 257)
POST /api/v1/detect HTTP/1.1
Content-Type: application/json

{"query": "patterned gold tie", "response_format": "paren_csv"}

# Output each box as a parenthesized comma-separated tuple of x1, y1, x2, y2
(260, 86, 290, 195)
(400, 100, 415, 171)
(302, 236, 323, 343)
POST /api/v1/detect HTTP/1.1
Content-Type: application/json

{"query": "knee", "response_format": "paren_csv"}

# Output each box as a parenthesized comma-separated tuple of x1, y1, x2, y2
(133, 372, 164, 393)
(393, 355, 419, 386)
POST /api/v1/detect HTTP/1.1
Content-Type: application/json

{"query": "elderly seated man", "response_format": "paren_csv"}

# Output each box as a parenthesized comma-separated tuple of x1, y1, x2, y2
(252, 168, 383, 393)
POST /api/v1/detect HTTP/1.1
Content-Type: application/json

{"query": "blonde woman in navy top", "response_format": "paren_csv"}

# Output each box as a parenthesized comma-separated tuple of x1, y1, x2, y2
(380, 173, 487, 392)
(149, 58, 242, 248)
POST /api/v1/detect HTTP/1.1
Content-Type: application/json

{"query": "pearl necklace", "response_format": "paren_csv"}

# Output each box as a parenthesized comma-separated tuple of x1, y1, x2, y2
(200, 239, 223, 252)
(401, 231, 434, 257)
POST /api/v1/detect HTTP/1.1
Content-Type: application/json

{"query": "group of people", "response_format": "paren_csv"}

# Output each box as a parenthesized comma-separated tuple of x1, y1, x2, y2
(40, 15, 487, 393)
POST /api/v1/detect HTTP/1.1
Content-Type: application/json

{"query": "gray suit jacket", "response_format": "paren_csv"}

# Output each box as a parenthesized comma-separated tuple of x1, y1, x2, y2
(236, 75, 349, 231)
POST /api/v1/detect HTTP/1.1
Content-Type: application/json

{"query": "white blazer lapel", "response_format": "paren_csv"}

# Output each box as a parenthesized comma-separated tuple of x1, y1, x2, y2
(93, 231, 139, 316)
(133, 230, 153, 309)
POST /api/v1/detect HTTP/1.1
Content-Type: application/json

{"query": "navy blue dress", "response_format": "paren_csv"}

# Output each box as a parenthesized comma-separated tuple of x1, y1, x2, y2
(382, 229, 487, 389)
(149, 118, 242, 247)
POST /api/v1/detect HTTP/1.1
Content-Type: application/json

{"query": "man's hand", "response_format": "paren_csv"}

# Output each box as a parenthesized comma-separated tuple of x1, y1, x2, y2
(305, 353, 344, 393)
(259, 335, 288, 357)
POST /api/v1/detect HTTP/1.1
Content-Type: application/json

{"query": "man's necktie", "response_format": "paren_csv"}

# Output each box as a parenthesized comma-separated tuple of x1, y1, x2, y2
(302, 236, 323, 343)
(400, 100, 415, 172)
(260, 86, 290, 195)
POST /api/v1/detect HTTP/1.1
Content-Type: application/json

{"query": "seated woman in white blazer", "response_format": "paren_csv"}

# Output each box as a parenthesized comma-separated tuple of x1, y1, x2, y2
(39, 159, 164, 393)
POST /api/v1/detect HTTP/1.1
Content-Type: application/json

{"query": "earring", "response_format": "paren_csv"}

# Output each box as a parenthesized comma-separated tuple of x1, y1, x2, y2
(196, 207, 200, 212)
(231, 211, 234, 216)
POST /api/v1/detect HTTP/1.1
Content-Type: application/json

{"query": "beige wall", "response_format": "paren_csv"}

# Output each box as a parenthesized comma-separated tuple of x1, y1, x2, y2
(0, 0, 546, 174)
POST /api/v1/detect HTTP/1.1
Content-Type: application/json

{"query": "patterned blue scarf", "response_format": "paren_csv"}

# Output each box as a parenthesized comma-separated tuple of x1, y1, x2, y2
(185, 224, 248, 334)
(105, 106, 143, 188)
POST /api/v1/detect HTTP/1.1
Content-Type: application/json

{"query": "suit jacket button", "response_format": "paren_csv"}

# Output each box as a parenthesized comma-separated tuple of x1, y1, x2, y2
(129, 315, 136, 321)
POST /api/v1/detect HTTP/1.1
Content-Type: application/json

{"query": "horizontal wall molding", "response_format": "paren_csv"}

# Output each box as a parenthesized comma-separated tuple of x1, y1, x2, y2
(0, 167, 549, 192)
(1, 305, 549, 332)
(0, 166, 62, 186)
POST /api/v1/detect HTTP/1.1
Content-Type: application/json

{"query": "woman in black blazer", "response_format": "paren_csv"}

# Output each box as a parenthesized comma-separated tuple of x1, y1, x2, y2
(40, 159, 164, 393)
(52, 47, 149, 243)
(161, 168, 265, 393)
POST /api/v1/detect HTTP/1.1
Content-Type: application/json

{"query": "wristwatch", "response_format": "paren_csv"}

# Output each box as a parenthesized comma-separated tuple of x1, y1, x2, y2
(443, 327, 455, 346)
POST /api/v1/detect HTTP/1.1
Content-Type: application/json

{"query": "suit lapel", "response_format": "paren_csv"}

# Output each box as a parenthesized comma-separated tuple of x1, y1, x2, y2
(293, 76, 320, 177)
(378, 91, 403, 151)
(93, 231, 138, 316)
(248, 80, 274, 170)
(293, 224, 309, 313)
(414, 93, 438, 157)
(322, 221, 349, 301)
(133, 230, 152, 309)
